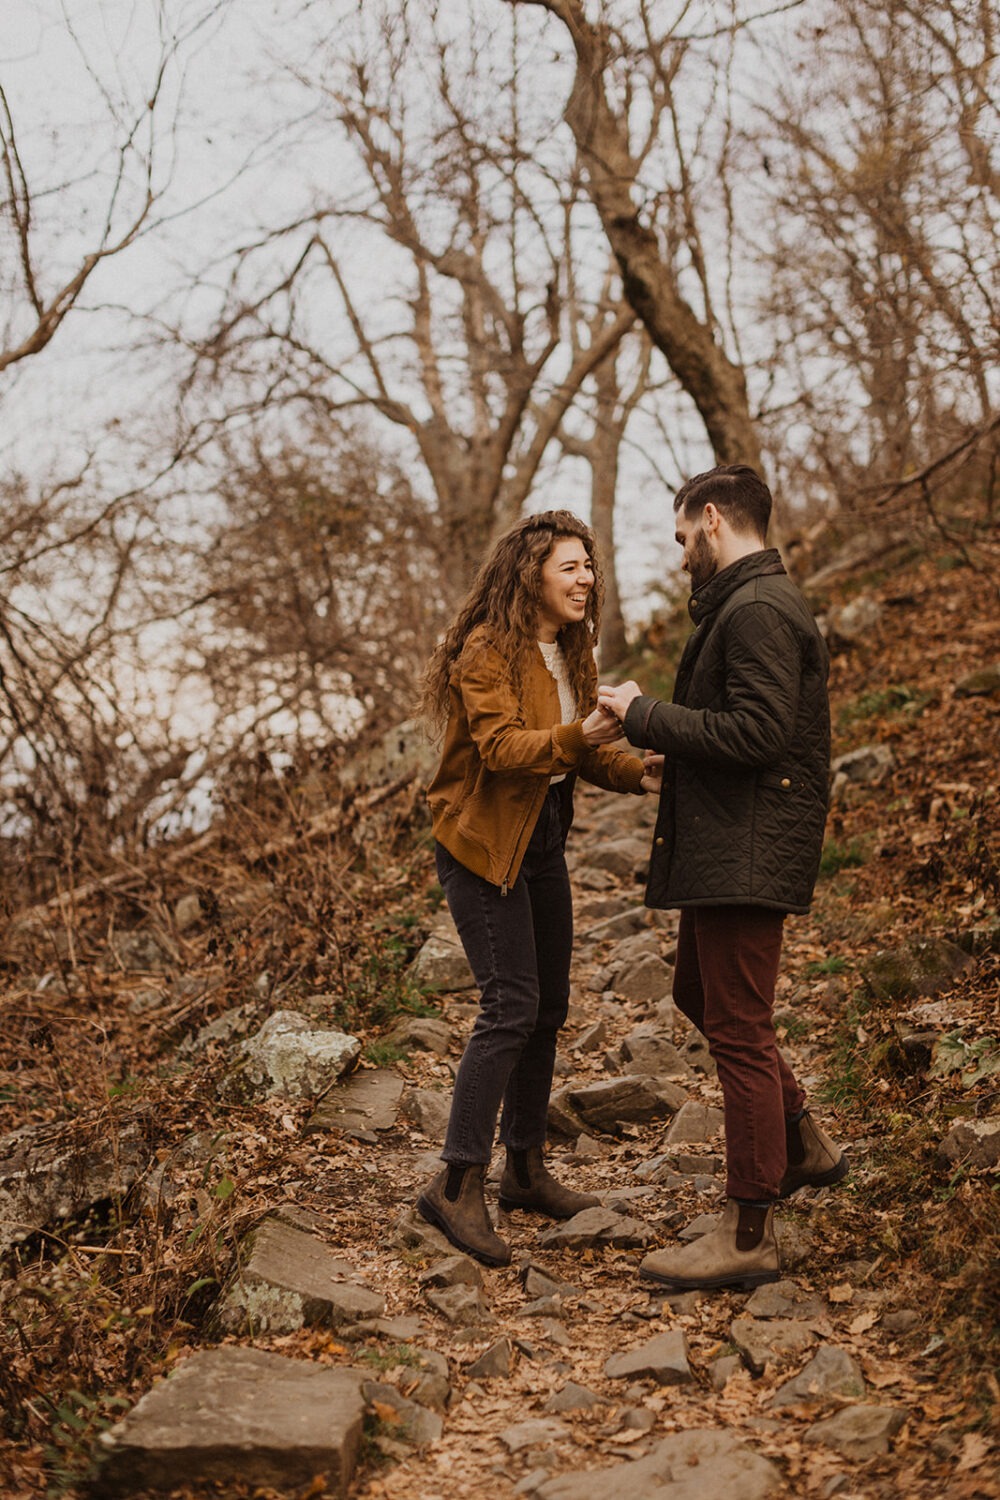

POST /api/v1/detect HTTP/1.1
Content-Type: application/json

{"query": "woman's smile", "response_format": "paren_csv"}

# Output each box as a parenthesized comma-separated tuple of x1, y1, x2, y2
(536, 537, 594, 641)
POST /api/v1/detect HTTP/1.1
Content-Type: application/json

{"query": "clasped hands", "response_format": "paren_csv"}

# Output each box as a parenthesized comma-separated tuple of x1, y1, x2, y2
(580, 679, 663, 794)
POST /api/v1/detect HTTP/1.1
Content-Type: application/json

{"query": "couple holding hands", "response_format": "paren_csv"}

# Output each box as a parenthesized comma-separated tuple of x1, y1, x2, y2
(417, 464, 847, 1292)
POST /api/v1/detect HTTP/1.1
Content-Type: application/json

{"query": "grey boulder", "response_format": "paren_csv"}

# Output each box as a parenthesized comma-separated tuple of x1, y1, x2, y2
(604, 1329, 691, 1385)
(222, 1010, 360, 1102)
(96, 1347, 365, 1496)
(536, 1428, 781, 1500)
(805, 1404, 908, 1460)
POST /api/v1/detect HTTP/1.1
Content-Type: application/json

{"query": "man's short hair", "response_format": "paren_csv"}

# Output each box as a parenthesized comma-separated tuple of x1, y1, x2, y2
(673, 464, 772, 541)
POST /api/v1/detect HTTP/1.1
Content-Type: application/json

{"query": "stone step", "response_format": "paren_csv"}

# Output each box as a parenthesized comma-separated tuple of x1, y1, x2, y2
(304, 1066, 404, 1138)
(214, 1216, 384, 1334)
(96, 1347, 365, 1496)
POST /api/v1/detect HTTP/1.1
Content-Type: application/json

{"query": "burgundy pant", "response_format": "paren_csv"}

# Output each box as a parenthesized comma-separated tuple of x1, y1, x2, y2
(673, 905, 806, 1200)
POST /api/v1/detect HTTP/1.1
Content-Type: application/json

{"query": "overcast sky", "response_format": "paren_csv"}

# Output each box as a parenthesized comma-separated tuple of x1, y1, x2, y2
(1, 1, 748, 621)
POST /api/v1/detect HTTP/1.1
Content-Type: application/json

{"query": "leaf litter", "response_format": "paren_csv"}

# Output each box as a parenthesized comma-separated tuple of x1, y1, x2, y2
(1, 533, 999, 1499)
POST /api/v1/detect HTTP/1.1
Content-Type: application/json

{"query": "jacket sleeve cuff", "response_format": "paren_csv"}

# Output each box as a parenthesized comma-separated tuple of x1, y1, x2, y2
(621, 755, 647, 794)
(623, 695, 660, 747)
(554, 719, 589, 761)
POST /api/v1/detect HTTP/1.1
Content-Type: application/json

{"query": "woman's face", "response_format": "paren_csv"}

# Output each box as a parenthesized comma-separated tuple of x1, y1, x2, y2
(535, 536, 594, 642)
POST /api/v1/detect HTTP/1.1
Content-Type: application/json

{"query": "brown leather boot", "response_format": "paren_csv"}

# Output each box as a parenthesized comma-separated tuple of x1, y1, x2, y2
(778, 1109, 849, 1198)
(416, 1164, 511, 1267)
(639, 1199, 779, 1291)
(498, 1146, 600, 1219)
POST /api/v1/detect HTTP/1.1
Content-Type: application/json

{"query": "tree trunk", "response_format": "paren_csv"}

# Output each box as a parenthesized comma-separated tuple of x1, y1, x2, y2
(590, 357, 629, 666)
(515, 0, 763, 474)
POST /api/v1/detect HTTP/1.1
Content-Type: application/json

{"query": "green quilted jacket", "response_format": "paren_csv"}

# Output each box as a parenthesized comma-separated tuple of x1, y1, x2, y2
(624, 549, 830, 914)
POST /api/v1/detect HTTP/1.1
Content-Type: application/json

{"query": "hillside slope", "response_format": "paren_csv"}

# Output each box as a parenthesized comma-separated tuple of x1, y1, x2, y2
(1, 524, 997, 1499)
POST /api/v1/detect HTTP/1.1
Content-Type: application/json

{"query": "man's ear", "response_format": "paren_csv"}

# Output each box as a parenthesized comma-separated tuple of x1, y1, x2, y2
(702, 501, 721, 535)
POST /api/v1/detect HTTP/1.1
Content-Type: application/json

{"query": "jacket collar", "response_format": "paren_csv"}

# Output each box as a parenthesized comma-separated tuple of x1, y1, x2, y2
(688, 547, 785, 622)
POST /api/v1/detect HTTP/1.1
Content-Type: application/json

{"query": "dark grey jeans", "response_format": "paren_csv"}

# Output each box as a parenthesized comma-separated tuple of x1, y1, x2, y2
(436, 787, 573, 1165)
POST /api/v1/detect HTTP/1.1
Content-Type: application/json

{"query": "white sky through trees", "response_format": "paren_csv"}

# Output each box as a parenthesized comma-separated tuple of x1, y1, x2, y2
(2, 1, 996, 612)
(0, 0, 737, 620)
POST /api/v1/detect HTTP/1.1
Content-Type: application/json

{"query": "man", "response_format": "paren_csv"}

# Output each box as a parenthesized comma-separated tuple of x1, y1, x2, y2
(593, 464, 847, 1291)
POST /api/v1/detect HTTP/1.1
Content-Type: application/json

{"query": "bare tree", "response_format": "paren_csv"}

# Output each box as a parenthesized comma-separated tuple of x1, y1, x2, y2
(0, 3, 231, 378)
(0, 463, 184, 882)
(187, 0, 637, 587)
(502, 0, 764, 473)
(191, 418, 447, 740)
(753, 0, 999, 514)
(560, 320, 656, 663)
(0, 2, 257, 886)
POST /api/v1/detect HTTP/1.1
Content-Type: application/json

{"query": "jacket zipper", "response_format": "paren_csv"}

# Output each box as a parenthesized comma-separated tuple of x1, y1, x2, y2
(501, 789, 544, 895)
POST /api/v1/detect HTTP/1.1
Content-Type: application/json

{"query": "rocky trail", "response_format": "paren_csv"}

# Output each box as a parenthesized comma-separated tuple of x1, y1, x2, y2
(2, 535, 999, 1500)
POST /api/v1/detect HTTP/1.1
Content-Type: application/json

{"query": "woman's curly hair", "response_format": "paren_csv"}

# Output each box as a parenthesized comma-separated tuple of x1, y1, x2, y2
(422, 510, 604, 728)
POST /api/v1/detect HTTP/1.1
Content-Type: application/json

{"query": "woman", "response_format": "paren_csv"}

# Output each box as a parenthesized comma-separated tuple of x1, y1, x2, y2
(416, 510, 660, 1266)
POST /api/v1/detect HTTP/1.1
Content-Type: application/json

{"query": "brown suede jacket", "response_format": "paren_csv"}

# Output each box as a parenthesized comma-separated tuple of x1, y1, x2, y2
(427, 626, 646, 891)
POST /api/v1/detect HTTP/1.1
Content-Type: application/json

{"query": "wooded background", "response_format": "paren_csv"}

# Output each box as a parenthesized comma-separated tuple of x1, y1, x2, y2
(1, 0, 997, 890)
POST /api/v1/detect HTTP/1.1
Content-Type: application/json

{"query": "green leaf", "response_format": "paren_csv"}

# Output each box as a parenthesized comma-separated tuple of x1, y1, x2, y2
(58, 1410, 89, 1432)
(928, 1031, 971, 1079)
(185, 1275, 219, 1297)
(214, 1174, 235, 1200)
(65, 1390, 97, 1410)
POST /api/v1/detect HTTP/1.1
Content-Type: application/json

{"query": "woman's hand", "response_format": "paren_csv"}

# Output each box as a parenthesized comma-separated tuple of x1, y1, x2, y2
(640, 752, 665, 795)
(597, 680, 643, 721)
(581, 704, 625, 747)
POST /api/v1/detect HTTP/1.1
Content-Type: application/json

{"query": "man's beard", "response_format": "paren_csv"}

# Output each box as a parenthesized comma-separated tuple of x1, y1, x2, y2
(687, 529, 717, 592)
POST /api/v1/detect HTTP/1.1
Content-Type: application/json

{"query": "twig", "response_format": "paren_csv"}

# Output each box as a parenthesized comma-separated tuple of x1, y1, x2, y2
(871, 412, 1000, 507)
(63, 1244, 136, 1257)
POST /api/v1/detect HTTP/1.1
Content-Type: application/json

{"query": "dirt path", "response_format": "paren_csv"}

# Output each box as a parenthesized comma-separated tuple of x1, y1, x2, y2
(292, 785, 995, 1500)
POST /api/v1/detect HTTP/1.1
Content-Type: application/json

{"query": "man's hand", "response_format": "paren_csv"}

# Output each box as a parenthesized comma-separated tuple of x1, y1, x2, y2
(597, 679, 643, 723)
(640, 752, 664, 795)
(580, 704, 625, 746)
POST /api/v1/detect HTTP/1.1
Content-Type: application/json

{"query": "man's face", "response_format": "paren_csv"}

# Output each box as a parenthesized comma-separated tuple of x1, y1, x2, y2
(675, 507, 717, 592)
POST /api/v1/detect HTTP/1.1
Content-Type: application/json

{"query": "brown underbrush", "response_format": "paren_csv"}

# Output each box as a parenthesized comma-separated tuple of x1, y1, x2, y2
(1, 514, 998, 1497)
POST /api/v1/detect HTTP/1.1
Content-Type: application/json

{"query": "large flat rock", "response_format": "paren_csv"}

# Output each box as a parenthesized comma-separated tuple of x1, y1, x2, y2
(805, 1403, 908, 1460)
(861, 938, 974, 1002)
(566, 1075, 687, 1132)
(95, 1347, 365, 1496)
(613, 954, 673, 1004)
(539, 1206, 657, 1251)
(305, 1068, 404, 1137)
(730, 1316, 819, 1376)
(604, 1329, 691, 1385)
(938, 1115, 1000, 1170)
(665, 1100, 725, 1144)
(215, 1217, 384, 1333)
(615, 1030, 689, 1078)
(536, 1428, 781, 1500)
(770, 1345, 866, 1407)
(400, 1087, 452, 1142)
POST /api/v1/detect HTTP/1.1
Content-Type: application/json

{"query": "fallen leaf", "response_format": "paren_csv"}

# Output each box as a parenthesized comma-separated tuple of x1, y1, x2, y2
(827, 1283, 854, 1304)
(849, 1309, 881, 1335)
(299, 1477, 328, 1498)
(957, 1433, 993, 1472)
